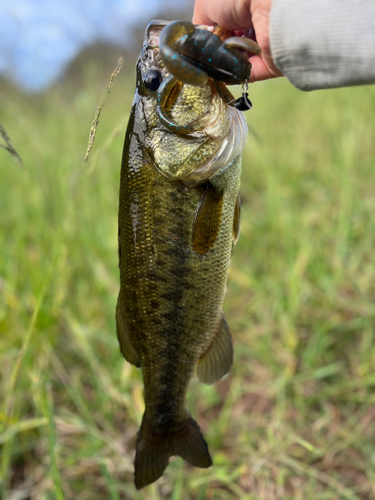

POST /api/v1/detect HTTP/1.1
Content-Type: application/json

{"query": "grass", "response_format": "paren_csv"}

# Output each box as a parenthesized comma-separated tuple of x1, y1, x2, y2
(1, 61, 375, 499)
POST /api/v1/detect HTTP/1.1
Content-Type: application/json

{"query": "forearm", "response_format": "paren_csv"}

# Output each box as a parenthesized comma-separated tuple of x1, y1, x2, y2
(270, 0, 375, 91)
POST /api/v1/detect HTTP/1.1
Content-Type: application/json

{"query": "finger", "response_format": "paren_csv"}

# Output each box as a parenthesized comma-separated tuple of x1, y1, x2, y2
(193, 0, 213, 25)
(249, 55, 281, 83)
(193, 0, 253, 30)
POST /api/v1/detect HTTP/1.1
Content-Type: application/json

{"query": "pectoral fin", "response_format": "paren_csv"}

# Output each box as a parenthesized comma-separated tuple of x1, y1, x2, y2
(116, 291, 141, 367)
(233, 192, 241, 244)
(196, 314, 233, 385)
(192, 183, 224, 255)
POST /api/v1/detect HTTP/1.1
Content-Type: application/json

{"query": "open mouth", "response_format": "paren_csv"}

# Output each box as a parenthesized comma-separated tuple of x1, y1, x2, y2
(156, 77, 216, 135)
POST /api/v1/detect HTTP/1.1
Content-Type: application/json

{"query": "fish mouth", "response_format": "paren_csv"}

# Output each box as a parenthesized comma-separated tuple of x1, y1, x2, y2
(153, 75, 248, 187)
(156, 77, 220, 136)
(143, 21, 222, 137)
(143, 21, 216, 136)
(157, 76, 249, 186)
(143, 20, 248, 186)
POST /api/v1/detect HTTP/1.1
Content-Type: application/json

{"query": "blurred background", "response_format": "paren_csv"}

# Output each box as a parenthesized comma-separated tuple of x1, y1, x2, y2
(0, 0, 192, 92)
(1, 1, 375, 499)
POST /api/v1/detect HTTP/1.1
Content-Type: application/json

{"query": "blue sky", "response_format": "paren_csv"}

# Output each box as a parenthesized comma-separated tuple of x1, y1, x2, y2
(0, 0, 192, 91)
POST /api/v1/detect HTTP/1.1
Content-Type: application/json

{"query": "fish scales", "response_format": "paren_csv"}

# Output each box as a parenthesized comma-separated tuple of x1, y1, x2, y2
(116, 19, 248, 489)
(119, 112, 241, 413)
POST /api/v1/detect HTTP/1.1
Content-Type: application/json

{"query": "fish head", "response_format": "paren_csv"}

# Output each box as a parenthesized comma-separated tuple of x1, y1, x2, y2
(133, 20, 248, 186)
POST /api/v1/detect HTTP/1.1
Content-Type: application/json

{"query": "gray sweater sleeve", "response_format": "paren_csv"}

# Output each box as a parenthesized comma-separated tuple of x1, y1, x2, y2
(269, 0, 375, 91)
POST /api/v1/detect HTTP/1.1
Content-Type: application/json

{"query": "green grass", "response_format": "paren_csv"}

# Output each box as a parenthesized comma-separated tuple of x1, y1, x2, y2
(1, 64, 375, 499)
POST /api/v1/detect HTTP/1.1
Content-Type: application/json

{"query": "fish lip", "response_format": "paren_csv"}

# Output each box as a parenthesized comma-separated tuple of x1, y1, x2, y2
(144, 19, 169, 46)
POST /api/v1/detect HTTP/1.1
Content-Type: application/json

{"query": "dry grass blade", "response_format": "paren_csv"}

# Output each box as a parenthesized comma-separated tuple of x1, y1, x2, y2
(0, 123, 22, 164)
(84, 57, 123, 162)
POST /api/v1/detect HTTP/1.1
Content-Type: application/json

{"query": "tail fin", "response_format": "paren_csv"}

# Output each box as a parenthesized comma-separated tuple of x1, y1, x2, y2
(134, 414, 212, 490)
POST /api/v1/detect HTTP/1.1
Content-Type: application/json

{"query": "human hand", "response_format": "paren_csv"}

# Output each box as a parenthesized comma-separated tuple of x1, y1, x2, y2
(193, 0, 282, 83)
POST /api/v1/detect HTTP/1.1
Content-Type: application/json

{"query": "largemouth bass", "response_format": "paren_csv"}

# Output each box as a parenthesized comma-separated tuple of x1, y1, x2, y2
(116, 20, 248, 489)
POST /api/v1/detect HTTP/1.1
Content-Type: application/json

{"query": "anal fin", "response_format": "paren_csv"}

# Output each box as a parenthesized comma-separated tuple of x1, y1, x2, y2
(116, 291, 141, 367)
(196, 314, 233, 385)
(192, 182, 224, 255)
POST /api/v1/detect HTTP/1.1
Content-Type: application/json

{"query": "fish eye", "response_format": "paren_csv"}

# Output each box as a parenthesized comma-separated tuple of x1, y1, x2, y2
(144, 69, 162, 91)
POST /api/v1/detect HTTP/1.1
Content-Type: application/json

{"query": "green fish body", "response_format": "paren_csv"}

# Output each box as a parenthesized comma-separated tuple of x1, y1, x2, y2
(116, 20, 248, 489)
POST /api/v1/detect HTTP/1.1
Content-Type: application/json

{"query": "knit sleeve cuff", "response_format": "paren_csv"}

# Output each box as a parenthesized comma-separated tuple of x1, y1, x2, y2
(269, 0, 375, 91)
